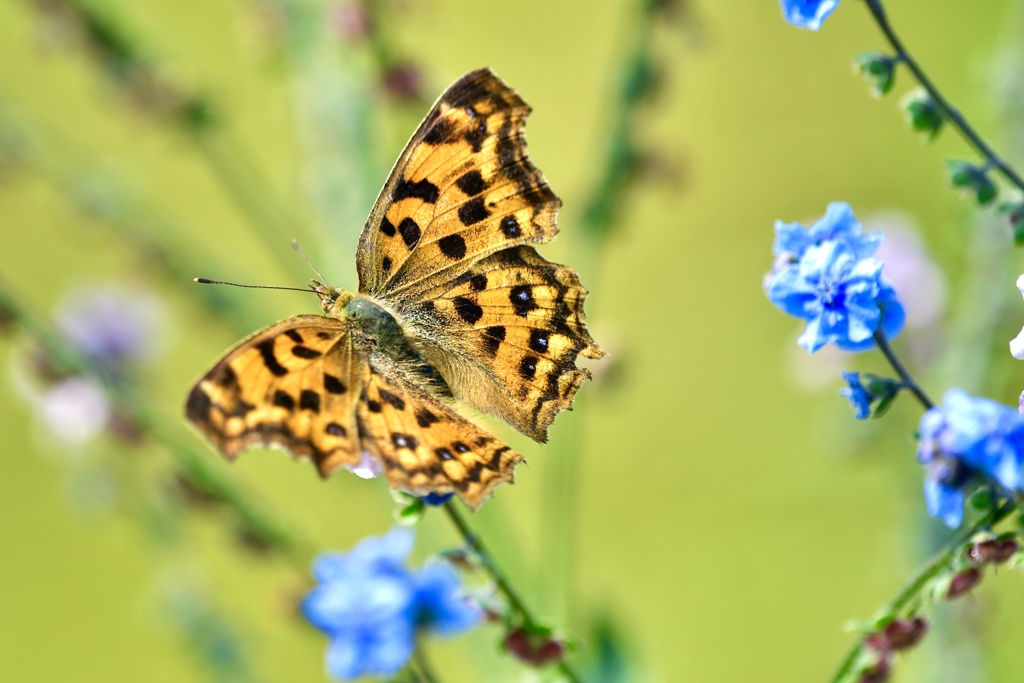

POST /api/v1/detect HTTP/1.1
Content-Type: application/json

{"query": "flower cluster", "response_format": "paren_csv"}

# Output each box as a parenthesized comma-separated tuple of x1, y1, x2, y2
(917, 389, 1024, 527)
(302, 528, 481, 680)
(766, 202, 905, 353)
(779, 0, 839, 30)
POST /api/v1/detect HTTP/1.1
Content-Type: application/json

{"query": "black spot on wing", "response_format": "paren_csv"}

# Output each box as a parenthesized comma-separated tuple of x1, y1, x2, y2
(458, 197, 490, 226)
(398, 218, 421, 248)
(529, 330, 549, 353)
(422, 116, 454, 145)
(273, 390, 295, 410)
(509, 286, 538, 317)
(326, 422, 348, 437)
(381, 256, 392, 273)
(453, 297, 483, 325)
(469, 273, 487, 291)
(300, 390, 321, 412)
(324, 374, 347, 394)
(436, 447, 454, 461)
(380, 216, 396, 237)
(456, 170, 487, 196)
(481, 325, 505, 357)
(379, 388, 406, 411)
(392, 433, 419, 450)
(437, 234, 467, 260)
(256, 339, 288, 377)
(393, 178, 440, 204)
(186, 386, 212, 421)
(415, 409, 440, 428)
(291, 345, 321, 359)
(500, 215, 521, 238)
(285, 329, 303, 343)
(519, 355, 538, 380)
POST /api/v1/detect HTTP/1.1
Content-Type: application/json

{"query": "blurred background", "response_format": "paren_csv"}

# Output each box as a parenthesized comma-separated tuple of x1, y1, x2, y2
(2, 0, 1024, 681)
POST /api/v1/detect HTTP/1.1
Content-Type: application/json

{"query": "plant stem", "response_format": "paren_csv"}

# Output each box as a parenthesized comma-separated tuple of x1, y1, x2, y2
(411, 648, 440, 683)
(442, 502, 582, 683)
(829, 500, 1016, 683)
(873, 330, 934, 410)
(861, 0, 1024, 195)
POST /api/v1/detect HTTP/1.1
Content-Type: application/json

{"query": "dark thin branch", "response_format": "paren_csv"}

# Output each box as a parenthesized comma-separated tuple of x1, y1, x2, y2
(873, 330, 934, 410)
(862, 0, 1024, 195)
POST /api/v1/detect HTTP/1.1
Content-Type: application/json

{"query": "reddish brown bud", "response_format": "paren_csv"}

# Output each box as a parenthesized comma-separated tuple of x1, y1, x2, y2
(857, 657, 891, 683)
(534, 639, 566, 666)
(503, 627, 566, 667)
(864, 617, 928, 653)
(946, 567, 983, 599)
(883, 617, 928, 650)
(381, 62, 423, 102)
(504, 629, 532, 661)
(994, 538, 1019, 563)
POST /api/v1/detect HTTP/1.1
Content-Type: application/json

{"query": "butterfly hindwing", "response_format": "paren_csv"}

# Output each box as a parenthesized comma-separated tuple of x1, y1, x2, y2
(356, 352, 523, 510)
(186, 316, 365, 476)
(356, 68, 560, 300)
(404, 246, 603, 442)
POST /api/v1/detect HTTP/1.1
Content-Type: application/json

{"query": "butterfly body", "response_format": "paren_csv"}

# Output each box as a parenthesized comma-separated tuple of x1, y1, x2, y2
(187, 69, 603, 509)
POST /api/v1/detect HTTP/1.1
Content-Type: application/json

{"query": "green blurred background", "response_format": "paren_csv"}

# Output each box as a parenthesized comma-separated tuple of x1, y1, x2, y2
(3, 0, 1024, 681)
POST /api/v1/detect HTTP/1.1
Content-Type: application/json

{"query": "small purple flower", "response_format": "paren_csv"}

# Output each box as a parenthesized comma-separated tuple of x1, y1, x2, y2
(56, 285, 163, 374)
(917, 389, 1024, 527)
(780, 0, 840, 30)
(840, 371, 872, 419)
(302, 528, 481, 680)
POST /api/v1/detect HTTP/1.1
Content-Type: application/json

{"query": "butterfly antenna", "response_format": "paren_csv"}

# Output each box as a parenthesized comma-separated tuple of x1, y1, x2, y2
(292, 240, 331, 286)
(193, 278, 318, 294)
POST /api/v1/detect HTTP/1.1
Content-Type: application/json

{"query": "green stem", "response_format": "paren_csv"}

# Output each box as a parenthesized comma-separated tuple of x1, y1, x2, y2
(872, 330, 934, 409)
(829, 500, 1016, 683)
(442, 502, 582, 683)
(862, 0, 1024, 194)
(411, 648, 440, 683)
(0, 276, 314, 571)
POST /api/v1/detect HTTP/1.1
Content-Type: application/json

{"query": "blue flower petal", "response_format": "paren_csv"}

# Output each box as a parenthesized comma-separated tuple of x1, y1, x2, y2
(413, 563, 482, 636)
(781, 0, 840, 30)
(840, 371, 872, 419)
(923, 478, 964, 528)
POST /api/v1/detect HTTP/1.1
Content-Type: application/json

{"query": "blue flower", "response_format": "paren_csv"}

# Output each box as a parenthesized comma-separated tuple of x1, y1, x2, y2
(768, 240, 905, 352)
(302, 528, 481, 680)
(840, 371, 872, 419)
(917, 389, 1024, 527)
(422, 492, 454, 506)
(780, 0, 840, 30)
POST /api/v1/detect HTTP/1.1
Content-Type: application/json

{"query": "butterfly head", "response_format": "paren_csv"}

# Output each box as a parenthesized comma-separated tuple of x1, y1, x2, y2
(312, 282, 355, 317)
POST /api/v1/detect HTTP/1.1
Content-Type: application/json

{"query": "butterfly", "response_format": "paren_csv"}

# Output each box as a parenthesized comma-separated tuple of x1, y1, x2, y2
(186, 68, 603, 510)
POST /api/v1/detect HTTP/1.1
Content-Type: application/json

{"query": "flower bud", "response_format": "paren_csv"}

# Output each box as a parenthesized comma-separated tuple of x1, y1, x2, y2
(902, 89, 944, 140)
(970, 537, 1019, 564)
(947, 160, 997, 206)
(854, 52, 896, 97)
(945, 567, 982, 599)
(503, 627, 566, 667)
(857, 657, 891, 683)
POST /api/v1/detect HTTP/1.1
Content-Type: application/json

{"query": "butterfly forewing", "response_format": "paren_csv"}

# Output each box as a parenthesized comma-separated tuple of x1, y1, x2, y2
(357, 68, 560, 300)
(186, 316, 365, 475)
